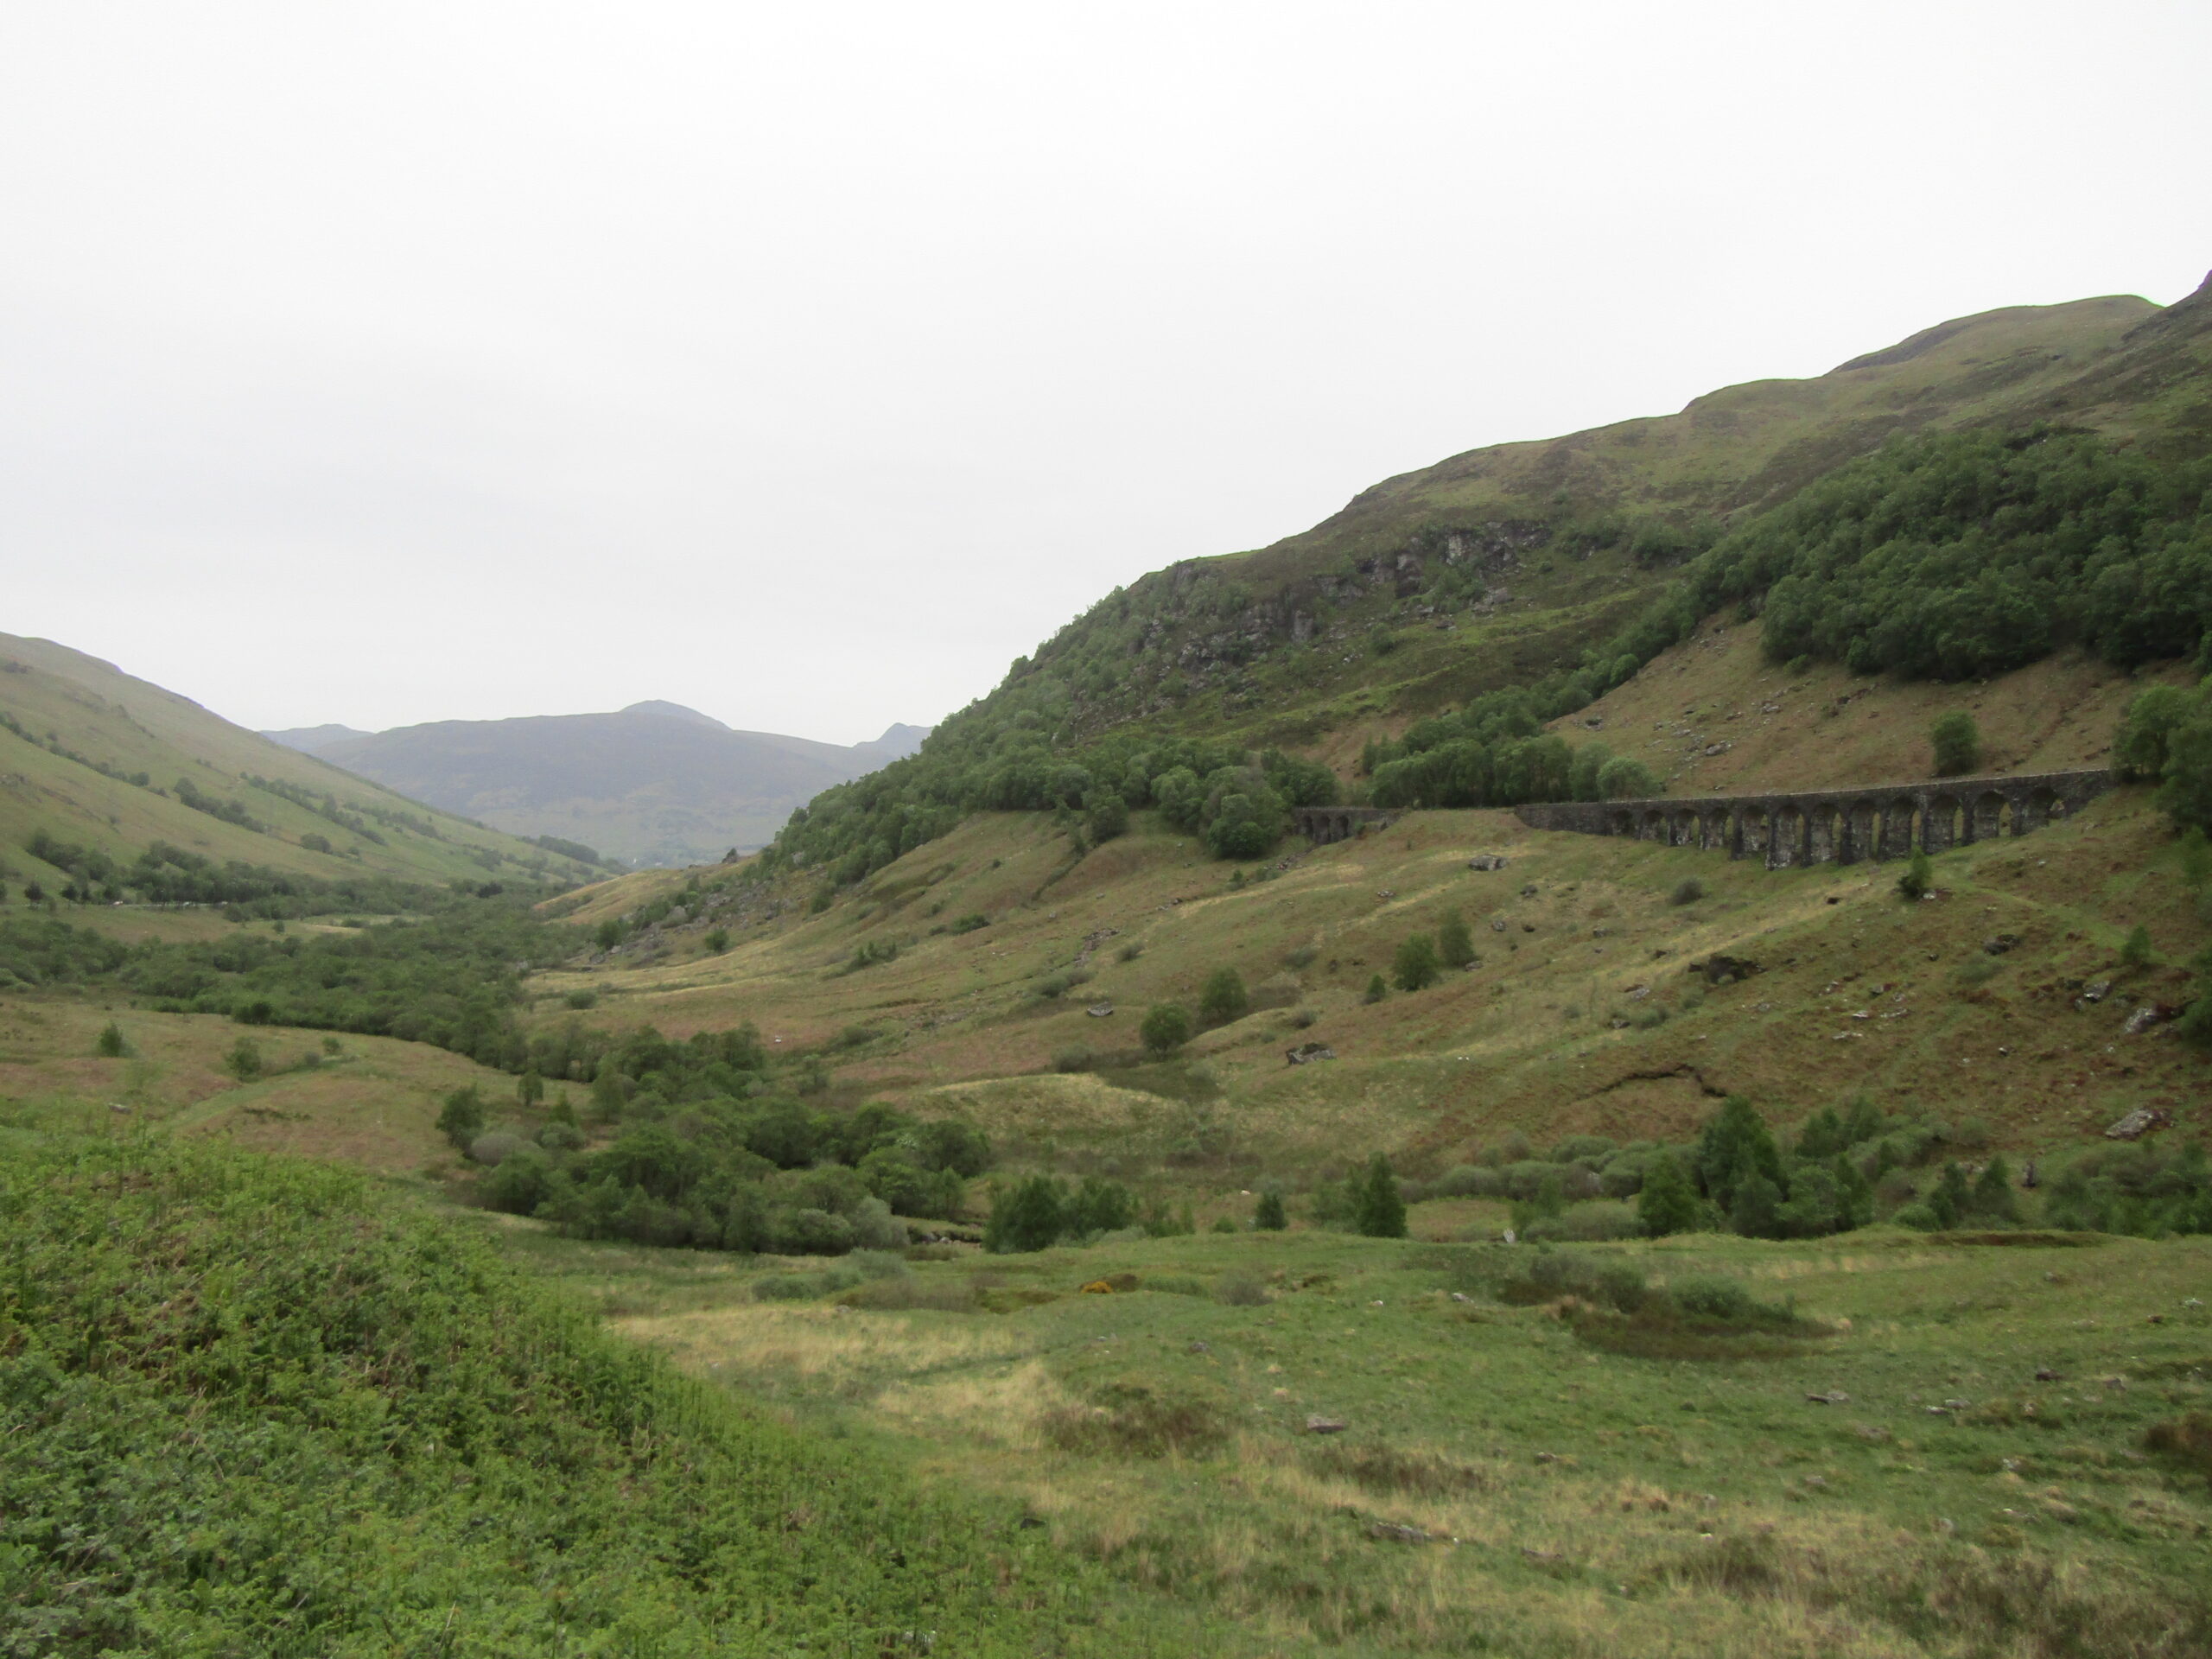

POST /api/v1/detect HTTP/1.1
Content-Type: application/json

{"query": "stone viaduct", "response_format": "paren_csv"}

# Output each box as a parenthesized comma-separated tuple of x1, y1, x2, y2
(1292, 806, 1396, 846)
(1509, 769, 2113, 868)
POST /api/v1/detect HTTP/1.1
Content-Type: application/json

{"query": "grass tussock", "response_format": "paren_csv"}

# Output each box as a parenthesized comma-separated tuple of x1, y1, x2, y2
(1041, 1380, 1230, 1459)
(1303, 1438, 1491, 1497)
(1494, 1252, 1829, 1359)
(1651, 1529, 2212, 1659)
(2145, 1413, 2212, 1488)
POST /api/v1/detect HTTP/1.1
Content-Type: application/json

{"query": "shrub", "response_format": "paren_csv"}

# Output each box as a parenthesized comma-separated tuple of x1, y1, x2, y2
(1198, 966, 1249, 1027)
(222, 1037, 263, 1083)
(949, 912, 988, 933)
(1052, 1045, 1093, 1074)
(2120, 924, 2152, 969)
(1438, 912, 1476, 969)
(467, 1130, 524, 1166)
(1521, 1200, 1642, 1242)
(1597, 756, 1661, 799)
(703, 928, 730, 953)
(1363, 974, 1388, 1003)
(1353, 1153, 1408, 1238)
(564, 987, 599, 1009)
(2114, 683, 2202, 781)
(1116, 939, 1142, 961)
(1669, 876, 1704, 906)
(1085, 792, 1129, 842)
(1669, 1276, 1757, 1321)
(1391, 934, 1441, 992)
(1284, 945, 1317, 969)
(1140, 1002, 1193, 1056)
(1930, 710, 1982, 777)
(93, 1020, 127, 1058)
(1216, 1273, 1270, 1305)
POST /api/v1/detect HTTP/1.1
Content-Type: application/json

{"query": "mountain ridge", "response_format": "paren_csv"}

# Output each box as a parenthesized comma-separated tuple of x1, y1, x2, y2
(292, 708, 931, 866)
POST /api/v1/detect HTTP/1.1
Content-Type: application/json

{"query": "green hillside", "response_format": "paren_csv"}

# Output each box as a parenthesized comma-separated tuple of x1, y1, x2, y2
(0, 632, 604, 901)
(760, 278, 2211, 890)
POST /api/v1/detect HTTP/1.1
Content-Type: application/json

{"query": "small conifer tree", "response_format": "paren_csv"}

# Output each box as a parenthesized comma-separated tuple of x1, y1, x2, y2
(1363, 974, 1388, 1004)
(1353, 1154, 1408, 1238)
(1638, 1152, 1702, 1237)
(1897, 849, 1933, 902)
(1253, 1190, 1287, 1230)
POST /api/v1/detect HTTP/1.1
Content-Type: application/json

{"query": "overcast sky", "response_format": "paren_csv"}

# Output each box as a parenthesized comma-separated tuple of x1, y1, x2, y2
(3, 3, 2205, 745)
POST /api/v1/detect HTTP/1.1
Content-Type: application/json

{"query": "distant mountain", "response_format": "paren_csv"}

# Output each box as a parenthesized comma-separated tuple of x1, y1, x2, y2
(852, 723, 931, 766)
(263, 723, 372, 755)
(283, 705, 931, 867)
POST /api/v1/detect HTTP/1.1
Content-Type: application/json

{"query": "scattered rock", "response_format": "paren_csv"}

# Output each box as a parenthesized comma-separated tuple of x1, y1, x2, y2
(1982, 934, 2021, 956)
(1853, 1423, 1890, 1442)
(1521, 884, 1538, 897)
(1305, 1415, 1349, 1434)
(1085, 1003, 1115, 1018)
(1368, 1522, 1432, 1544)
(1449, 1292, 1472, 1303)
(2122, 1004, 2172, 1035)
(1520, 1546, 1565, 1563)
(1491, 918, 1507, 931)
(2035, 1368, 2062, 1382)
(1702, 741, 1732, 756)
(1467, 855, 1510, 872)
(1188, 1341, 1211, 1355)
(2076, 979, 2113, 1007)
(2104, 1107, 2172, 1141)
(1806, 1390, 1850, 1405)
(1285, 1042, 1338, 1066)
(1534, 1451, 1559, 1464)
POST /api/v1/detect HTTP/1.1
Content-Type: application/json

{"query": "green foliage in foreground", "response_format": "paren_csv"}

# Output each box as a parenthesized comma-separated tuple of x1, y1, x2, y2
(0, 1137, 1162, 1656)
(486, 1096, 993, 1255)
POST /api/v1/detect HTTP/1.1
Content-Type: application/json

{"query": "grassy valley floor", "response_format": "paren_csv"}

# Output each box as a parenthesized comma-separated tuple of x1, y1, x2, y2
(481, 1212, 2212, 1657)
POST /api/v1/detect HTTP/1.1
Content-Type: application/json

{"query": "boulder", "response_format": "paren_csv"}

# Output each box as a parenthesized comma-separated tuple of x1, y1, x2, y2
(1085, 1003, 1115, 1018)
(1368, 1522, 1432, 1543)
(1467, 855, 1510, 872)
(1305, 1414, 1349, 1434)
(2104, 1107, 2173, 1141)
(1286, 1042, 1338, 1066)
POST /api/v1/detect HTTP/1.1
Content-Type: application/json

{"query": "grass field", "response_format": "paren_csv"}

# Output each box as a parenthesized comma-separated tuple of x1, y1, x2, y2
(479, 1210, 2212, 1657)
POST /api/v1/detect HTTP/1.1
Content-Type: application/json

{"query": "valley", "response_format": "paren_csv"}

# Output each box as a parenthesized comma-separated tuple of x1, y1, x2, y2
(3, 275, 2209, 1656)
